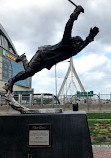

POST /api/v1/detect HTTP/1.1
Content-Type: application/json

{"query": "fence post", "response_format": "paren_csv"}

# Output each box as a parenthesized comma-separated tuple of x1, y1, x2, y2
(29, 94, 33, 108)
(98, 93, 101, 111)
(87, 95, 89, 112)
(18, 94, 22, 104)
(41, 94, 43, 107)
(0, 95, 1, 106)
(52, 94, 54, 108)
(110, 93, 111, 103)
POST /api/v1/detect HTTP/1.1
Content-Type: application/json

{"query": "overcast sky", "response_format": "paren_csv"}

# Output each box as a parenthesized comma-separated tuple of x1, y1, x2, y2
(0, 0, 111, 95)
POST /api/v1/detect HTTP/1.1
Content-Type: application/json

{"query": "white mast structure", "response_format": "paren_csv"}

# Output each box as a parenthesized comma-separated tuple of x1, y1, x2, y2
(58, 57, 85, 98)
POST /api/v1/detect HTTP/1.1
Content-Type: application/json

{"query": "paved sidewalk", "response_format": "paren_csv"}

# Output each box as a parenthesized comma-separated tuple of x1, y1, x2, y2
(88, 119, 111, 121)
(92, 145, 111, 158)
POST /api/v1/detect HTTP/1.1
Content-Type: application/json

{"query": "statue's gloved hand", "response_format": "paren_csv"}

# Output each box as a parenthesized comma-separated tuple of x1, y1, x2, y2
(89, 27, 99, 41)
(16, 53, 26, 63)
(75, 5, 84, 13)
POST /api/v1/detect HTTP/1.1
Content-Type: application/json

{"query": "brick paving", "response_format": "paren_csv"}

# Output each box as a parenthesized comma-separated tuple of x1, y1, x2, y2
(92, 145, 111, 158)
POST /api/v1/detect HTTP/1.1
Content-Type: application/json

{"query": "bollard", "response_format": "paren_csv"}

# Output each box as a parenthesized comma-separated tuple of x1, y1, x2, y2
(73, 103, 78, 111)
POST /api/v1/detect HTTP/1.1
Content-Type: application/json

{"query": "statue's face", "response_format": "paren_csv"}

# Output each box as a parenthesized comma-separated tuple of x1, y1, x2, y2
(72, 36, 83, 49)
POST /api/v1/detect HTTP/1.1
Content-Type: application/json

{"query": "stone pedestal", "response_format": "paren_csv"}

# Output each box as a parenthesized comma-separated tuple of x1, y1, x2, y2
(0, 111, 93, 158)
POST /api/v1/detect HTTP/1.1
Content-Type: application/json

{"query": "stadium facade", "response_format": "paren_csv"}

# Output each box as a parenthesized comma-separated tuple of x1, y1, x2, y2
(0, 24, 33, 95)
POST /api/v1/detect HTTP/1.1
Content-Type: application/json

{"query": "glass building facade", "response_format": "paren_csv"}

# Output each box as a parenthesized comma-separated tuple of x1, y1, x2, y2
(0, 24, 32, 93)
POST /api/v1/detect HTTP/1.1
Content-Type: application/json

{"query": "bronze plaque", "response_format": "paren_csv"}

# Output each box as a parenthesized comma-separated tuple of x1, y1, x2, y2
(28, 124, 51, 148)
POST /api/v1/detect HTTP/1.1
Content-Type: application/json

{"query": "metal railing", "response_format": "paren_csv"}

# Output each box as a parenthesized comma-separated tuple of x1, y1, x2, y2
(0, 93, 111, 112)
(0, 93, 60, 107)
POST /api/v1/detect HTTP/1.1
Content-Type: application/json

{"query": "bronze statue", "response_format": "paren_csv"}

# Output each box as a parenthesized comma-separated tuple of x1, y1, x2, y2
(4, 5, 99, 93)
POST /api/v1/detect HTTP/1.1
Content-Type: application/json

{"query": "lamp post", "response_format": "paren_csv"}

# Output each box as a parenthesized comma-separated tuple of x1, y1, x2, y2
(55, 64, 57, 97)
(55, 60, 70, 97)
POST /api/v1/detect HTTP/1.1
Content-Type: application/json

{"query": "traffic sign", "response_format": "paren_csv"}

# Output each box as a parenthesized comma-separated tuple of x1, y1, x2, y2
(77, 91, 93, 97)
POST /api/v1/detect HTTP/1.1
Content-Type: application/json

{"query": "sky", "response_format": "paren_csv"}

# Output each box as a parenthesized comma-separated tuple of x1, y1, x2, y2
(0, 0, 111, 95)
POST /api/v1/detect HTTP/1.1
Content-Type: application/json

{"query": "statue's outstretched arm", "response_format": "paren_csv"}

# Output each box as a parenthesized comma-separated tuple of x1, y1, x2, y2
(75, 27, 99, 54)
(62, 6, 84, 43)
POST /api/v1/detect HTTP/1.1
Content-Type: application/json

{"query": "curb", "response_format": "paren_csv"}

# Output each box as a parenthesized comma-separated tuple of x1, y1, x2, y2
(92, 145, 111, 148)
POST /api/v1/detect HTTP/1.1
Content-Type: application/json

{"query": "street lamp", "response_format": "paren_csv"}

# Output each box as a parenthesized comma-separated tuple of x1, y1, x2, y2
(55, 64, 57, 97)
(55, 60, 70, 97)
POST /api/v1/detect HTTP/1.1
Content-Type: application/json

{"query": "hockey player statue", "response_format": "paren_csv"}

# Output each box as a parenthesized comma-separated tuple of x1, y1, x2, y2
(3, 3, 99, 113)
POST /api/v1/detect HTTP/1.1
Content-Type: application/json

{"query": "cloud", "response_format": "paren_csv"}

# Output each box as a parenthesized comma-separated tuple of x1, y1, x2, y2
(1, 0, 110, 54)
(31, 53, 111, 94)
(74, 54, 107, 73)
(0, 0, 111, 94)
(74, 53, 111, 94)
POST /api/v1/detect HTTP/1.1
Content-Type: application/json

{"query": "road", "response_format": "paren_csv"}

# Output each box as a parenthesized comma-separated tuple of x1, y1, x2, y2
(93, 145, 111, 158)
